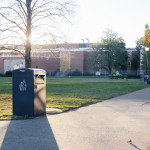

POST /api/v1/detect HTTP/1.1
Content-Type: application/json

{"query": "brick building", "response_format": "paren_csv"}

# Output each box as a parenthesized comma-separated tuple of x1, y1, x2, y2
(0, 44, 141, 75)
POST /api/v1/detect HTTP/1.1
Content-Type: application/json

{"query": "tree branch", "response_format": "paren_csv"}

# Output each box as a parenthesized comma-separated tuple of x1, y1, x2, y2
(16, 0, 27, 16)
(0, 12, 26, 34)
(0, 46, 25, 57)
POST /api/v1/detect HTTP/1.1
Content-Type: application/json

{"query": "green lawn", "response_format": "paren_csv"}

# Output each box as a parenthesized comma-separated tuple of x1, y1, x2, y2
(0, 77, 150, 120)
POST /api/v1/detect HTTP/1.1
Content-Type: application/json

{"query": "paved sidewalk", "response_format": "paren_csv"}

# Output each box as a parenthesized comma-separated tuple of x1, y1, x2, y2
(0, 88, 150, 150)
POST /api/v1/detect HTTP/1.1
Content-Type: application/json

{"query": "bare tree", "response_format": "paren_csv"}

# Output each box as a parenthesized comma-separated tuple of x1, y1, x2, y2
(0, 0, 74, 68)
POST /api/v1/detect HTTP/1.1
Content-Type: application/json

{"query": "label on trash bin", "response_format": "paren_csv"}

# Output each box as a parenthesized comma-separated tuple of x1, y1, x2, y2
(19, 80, 27, 91)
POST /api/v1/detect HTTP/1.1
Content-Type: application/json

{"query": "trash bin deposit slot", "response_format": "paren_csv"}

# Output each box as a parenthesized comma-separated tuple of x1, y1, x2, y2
(34, 74, 45, 84)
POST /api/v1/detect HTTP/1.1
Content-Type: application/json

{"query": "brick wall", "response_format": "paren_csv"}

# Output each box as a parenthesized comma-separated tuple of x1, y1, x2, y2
(60, 51, 71, 72)
(0, 48, 137, 75)
(0, 50, 93, 74)
(70, 51, 84, 72)
(0, 58, 4, 74)
(31, 57, 60, 75)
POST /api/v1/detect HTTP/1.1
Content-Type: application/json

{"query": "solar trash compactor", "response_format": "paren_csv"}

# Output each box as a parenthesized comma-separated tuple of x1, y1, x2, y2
(12, 68, 46, 116)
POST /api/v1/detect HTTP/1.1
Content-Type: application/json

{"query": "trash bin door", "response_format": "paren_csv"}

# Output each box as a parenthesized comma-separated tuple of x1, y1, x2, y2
(34, 72, 46, 116)
(13, 69, 34, 116)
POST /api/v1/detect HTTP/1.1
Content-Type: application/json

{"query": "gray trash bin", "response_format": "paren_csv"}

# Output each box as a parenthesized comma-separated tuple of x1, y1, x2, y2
(13, 68, 46, 116)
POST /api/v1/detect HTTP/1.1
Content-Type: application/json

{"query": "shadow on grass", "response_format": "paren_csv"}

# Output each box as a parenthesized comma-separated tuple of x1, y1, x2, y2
(0, 116, 59, 150)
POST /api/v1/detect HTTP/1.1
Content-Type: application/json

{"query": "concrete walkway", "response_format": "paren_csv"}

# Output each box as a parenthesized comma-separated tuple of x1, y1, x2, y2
(0, 88, 150, 150)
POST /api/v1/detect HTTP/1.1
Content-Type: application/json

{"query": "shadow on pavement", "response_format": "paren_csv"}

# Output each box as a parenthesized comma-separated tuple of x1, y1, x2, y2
(128, 140, 141, 150)
(1, 117, 59, 150)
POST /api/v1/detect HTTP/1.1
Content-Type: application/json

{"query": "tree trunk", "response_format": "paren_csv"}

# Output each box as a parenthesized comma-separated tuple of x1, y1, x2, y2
(25, 44, 31, 68)
(25, 0, 32, 68)
(108, 68, 112, 75)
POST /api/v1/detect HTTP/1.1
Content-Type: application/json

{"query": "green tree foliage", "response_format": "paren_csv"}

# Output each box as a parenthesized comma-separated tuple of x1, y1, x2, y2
(141, 52, 150, 70)
(88, 30, 128, 74)
(136, 38, 142, 51)
(131, 51, 140, 73)
(130, 39, 141, 73)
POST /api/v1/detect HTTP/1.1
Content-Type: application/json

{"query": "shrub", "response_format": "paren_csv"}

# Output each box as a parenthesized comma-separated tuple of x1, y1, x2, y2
(71, 69, 82, 76)
(5, 71, 12, 77)
(52, 69, 60, 76)
(0, 73, 5, 77)
(83, 72, 93, 76)
(126, 74, 141, 79)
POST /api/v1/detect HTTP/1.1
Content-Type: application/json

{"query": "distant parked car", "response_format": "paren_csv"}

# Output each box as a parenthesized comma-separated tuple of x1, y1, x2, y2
(110, 72, 124, 79)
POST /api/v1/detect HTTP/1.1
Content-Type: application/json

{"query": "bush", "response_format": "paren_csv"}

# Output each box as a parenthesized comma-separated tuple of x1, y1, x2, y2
(52, 69, 60, 76)
(71, 69, 82, 76)
(83, 72, 93, 76)
(126, 74, 141, 79)
(0, 73, 5, 77)
(5, 71, 12, 77)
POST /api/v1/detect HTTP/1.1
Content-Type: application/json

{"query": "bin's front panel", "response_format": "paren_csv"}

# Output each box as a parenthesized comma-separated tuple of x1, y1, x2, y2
(13, 69, 34, 116)
(34, 71, 46, 116)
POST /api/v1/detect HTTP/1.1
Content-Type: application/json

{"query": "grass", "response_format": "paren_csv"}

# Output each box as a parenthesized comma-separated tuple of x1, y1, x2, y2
(0, 77, 150, 120)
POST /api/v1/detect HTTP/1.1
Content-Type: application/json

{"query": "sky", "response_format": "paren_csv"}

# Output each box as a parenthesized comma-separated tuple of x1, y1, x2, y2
(61, 0, 150, 48)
